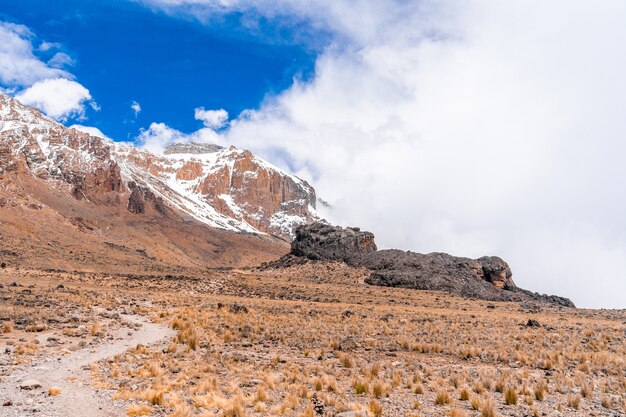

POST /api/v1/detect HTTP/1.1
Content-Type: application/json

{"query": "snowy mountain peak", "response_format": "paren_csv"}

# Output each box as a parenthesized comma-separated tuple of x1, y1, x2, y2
(0, 93, 319, 238)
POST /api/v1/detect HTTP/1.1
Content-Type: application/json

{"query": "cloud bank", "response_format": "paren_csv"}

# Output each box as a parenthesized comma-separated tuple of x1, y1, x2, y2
(194, 107, 228, 129)
(16, 78, 93, 121)
(0, 21, 94, 122)
(138, 1, 626, 309)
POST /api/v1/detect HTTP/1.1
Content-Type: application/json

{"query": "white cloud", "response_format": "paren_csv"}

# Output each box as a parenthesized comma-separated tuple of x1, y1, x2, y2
(137, 120, 225, 154)
(38, 41, 62, 52)
(141, 0, 626, 308)
(69, 124, 109, 140)
(47, 52, 74, 69)
(131, 100, 142, 117)
(0, 22, 70, 87)
(194, 107, 228, 128)
(16, 78, 93, 121)
(0, 20, 94, 122)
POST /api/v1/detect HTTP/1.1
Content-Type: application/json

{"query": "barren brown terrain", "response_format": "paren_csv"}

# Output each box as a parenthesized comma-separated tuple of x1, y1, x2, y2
(0, 174, 289, 274)
(1, 262, 624, 417)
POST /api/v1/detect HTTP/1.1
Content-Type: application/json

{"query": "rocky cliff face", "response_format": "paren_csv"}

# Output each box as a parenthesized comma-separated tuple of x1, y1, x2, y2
(0, 95, 124, 204)
(112, 142, 318, 237)
(0, 93, 318, 238)
(281, 222, 574, 307)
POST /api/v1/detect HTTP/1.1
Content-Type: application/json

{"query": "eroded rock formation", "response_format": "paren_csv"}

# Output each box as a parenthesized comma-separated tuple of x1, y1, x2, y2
(291, 222, 377, 261)
(0, 93, 319, 238)
(282, 222, 575, 307)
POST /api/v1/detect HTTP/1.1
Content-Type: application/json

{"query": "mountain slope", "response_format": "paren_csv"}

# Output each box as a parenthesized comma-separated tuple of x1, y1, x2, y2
(0, 93, 321, 271)
(0, 92, 318, 238)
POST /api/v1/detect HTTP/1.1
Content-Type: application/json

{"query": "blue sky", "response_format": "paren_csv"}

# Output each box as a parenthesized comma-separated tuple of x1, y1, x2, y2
(0, 0, 317, 141)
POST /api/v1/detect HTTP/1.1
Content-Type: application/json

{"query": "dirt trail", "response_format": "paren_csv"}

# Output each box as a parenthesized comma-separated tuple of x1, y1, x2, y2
(0, 314, 174, 417)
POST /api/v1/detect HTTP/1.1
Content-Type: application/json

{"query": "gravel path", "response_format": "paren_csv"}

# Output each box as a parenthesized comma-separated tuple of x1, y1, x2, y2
(0, 314, 174, 417)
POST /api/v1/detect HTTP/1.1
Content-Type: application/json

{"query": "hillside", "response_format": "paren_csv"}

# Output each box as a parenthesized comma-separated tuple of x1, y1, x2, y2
(0, 93, 321, 271)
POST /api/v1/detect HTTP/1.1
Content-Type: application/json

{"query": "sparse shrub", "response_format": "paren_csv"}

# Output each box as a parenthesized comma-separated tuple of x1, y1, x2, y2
(435, 390, 452, 406)
(48, 387, 61, 396)
(127, 404, 152, 416)
(567, 394, 581, 409)
(299, 403, 315, 417)
(481, 398, 496, 417)
(255, 386, 268, 403)
(504, 386, 518, 405)
(391, 369, 402, 388)
(314, 378, 323, 391)
(372, 380, 387, 398)
(581, 380, 594, 399)
(325, 376, 338, 393)
(448, 408, 468, 417)
(460, 387, 470, 401)
(369, 400, 383, 417)
(473, 382, 485, 394)
(495, 378, 505, 393)
(168, 404, 193, 417)
(224, 396, 246, 417)
(470, 397, 481, 410)
(353, 379, 368, 395)
(370, 362, 381, 378)
(145, 390, 164, 405)
(534, 380, 547, 401)
(339, 352, 354, 368)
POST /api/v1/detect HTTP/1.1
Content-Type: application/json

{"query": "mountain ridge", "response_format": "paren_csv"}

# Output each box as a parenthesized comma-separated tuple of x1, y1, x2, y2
(0, 92, 319, 239)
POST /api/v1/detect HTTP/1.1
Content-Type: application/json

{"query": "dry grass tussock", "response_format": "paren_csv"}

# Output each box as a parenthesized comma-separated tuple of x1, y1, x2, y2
(1, 266, 624, 417)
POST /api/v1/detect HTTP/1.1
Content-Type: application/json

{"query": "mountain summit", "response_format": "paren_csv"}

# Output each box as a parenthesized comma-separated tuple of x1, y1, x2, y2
(0, 93, 318, 239)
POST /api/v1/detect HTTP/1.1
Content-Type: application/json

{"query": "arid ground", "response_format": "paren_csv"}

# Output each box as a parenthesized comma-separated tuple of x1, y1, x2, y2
(1, 263, 624, 417)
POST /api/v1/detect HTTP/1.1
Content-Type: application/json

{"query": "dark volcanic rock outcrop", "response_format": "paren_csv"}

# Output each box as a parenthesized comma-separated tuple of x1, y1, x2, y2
(361, 251, 516, 297)
(291, 222, 377, 261)
(285, 223, 574, 307)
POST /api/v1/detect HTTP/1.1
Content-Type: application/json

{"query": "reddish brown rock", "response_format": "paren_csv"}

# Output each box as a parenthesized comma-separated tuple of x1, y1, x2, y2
(176, 161, 204, 181)
(0, 92, 318, 239)
(192, 147, 316, 235)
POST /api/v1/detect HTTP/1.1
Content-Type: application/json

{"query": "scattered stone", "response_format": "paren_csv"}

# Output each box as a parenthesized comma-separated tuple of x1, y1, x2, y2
(339, 337, 358, 351)
(335, 411, 368, 417)
(527, 319, 540, 327)
(229, 304, 248, 314)
(311, 395, 325, 415)
(19, 379, 42, 390)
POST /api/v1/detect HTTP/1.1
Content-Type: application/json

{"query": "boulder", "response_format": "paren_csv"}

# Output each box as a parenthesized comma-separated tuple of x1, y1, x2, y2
(526, 319, 540, 327)
(361, 250, 519, 302)
(19, 379, 42, 390)
(291, 222, 377, 262)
